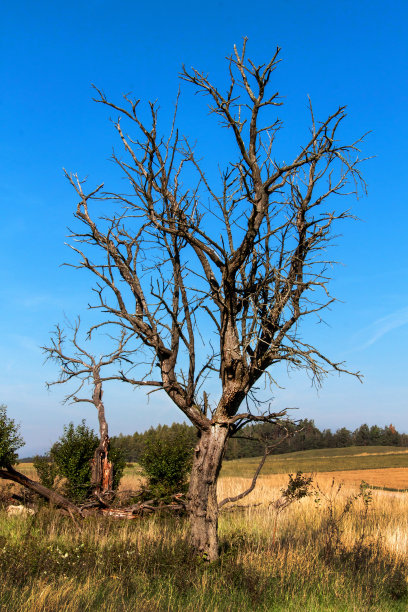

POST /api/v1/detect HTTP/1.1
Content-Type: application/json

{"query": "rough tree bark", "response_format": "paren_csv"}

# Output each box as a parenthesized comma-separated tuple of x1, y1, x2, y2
(188, 424, 229, 558)
(89, 366, 113, 493)
(53, 39, 367, 560)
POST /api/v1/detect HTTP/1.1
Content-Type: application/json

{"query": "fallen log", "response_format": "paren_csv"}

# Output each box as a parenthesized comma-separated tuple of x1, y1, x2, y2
(0, 464, 82, 516)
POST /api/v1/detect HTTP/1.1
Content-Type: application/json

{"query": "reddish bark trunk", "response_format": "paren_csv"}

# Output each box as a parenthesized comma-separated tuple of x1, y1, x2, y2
(91, 371, 113, 493)
(91, 435, 113, 493)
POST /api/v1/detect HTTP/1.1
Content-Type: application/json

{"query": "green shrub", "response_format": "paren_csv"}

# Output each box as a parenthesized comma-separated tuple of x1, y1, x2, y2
(33, 453, 59, 489)
(139, 428, 193, 499)
(0, 405, 24, 468)
(108, 446, 126, 491)
(51, 421, 98, 501)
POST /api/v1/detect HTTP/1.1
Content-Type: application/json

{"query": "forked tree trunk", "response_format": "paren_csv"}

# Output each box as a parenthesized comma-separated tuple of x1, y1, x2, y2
(187, 423, 229, 561)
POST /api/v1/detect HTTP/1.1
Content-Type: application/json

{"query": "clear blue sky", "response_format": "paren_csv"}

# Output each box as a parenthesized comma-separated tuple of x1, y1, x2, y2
(1, 0, 407, 456)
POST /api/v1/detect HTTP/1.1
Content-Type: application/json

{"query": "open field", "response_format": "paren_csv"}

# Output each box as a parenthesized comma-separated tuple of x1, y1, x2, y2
(1, 476, 408, 610)
(220, 446, 408, 478)
(3, 447, 408, 609)
(16, 463, 37, 479)
(122, 445, 408, 491)
(17, 446, 408, 492)
(223, 468, 408, 492)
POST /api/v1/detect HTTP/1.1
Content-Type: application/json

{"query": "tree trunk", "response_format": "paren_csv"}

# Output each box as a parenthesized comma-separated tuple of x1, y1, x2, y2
(187, 423, 229, 561)
(91, 435, 113, 493)
(0, 464, 82, 515)
(90, 371, 113, 493)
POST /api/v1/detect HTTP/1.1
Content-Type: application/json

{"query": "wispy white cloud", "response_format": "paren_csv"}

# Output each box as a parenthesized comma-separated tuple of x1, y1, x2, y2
(0, 288, 65, 311)
(354, 306, 408, 351)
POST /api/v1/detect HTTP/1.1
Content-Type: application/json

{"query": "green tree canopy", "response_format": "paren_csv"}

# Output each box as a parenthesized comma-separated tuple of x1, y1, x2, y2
(0, 405, 24, 468)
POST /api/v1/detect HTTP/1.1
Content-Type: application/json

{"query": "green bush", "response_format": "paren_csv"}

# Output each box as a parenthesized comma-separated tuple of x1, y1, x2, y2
(48, 421, 125, 500)
(51, 421, 98, 501)
(33, 453, 59, 489)
(0, 405, 24, 468)
(139, 428, 193, 499)
(108, 447, 126, 491)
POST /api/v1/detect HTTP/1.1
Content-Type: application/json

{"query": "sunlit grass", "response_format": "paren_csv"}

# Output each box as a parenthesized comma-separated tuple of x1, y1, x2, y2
(220, 446, 408, 478)
(4, 449, 408, 609)
(1, 472, 408, 610)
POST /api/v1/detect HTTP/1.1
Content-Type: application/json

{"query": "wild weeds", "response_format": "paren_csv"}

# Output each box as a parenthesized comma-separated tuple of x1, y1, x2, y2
(1, 478, 408, 611)
(313, 479, 374, 560)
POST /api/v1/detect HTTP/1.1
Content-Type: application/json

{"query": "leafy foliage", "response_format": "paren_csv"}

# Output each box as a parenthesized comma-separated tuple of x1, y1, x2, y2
(0, 405, 24, 468)
(139, 427, 194, 498)
(33, 453, 59, 489)
(108, 447, 126, 491)
(51, 421, 98, 501)
(282, 472, 314, 502)
(111, 422, 197, 462)
(35, 423, 125, 500)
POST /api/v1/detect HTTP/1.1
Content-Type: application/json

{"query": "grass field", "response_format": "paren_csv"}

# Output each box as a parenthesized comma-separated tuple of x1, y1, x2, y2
(220, 446, 408, 478)
(17, 446, 408, 492)
(2, 447, 408, 610)
(2, 475, 408, 610)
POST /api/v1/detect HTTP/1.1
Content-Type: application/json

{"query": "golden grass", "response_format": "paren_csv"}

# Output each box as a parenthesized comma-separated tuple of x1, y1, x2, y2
(220, 468, 408, 493)
(16, 463, 37, 479)
(314, 468, 408, 489)
(15, 454, 408, 498)
(117, 467, 408, 498)
(2, 471, 408, 609)
(110, 469, 408, 564)
(217, 474, 408, 563)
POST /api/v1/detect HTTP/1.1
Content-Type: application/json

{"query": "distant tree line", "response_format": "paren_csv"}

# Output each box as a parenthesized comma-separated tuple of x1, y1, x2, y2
(110, 421, 408, 463)
(111, 424, 197, 463)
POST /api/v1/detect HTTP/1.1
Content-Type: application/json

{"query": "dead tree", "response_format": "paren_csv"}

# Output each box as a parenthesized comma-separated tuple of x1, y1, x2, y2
(43, 321, 133, 494)
(60, 40, 366, 560)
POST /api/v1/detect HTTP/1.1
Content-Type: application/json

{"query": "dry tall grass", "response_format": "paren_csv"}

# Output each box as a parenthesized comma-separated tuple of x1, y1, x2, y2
(1, 471, 408, 610)
(218, 474, 408, 562)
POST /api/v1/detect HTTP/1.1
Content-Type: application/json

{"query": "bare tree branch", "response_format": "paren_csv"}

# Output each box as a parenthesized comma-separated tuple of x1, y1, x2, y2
(53, 40, 368, 560)
(218, 430, 290, 508)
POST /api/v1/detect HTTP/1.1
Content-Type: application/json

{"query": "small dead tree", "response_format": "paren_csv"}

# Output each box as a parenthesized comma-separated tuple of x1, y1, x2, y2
(43, 321, 133, 494)
(59, 40, 366, 560)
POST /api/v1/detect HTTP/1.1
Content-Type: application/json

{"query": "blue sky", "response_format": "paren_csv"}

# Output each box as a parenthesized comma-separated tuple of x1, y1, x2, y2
(1, 0, 407, 456)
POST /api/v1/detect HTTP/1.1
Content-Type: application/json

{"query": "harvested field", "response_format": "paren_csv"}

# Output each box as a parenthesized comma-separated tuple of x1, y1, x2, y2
(314, 468, 408, 490)
(221, 446, 408, 477)
(217, 469, 408, 508)
(15, 448, 408, 492)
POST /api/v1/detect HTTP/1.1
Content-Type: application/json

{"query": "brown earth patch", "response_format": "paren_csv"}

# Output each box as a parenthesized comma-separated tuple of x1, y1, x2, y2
(253, 468, 408, 490)
(314, 468, 408, 489)
(218, 469, 408, 508)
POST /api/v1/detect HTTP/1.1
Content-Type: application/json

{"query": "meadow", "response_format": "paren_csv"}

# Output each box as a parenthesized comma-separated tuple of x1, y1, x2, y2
(220, 446, 408, 480)
(1, 447, 408, 611)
